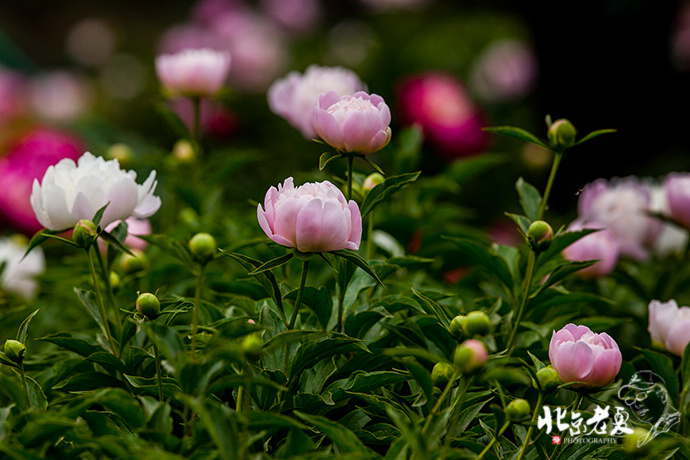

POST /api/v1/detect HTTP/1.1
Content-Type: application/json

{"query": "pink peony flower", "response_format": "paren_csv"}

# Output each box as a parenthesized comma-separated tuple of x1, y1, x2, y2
(0, 129, 83, 234)
(31, 152, 161, 231)
(397, 73, 488, 160)
(648, 299, 690, 357)
(664, 173, 690, 229)
(577, 178, 663, 260)
(260, 0, 322, 35)
(549, 324, 622, 387)
(257, 177, 361, 253)
(155, 48, 231, 97)
(470, 39, 538, 102)
(562, 220, 620, 278)
(268, 65, 365, 138)
(312, 90, 392, 154)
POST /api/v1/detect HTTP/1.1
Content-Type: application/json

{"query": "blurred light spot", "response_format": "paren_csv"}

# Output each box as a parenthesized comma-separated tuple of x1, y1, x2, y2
(100, 53, 146, 100)
(65, 18, 116, 67)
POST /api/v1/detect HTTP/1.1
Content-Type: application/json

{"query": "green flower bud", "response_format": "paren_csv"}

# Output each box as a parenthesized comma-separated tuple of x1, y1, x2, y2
(622, 427, 651, 454)
(453, 339, 487, 373)
(109, 271, 121, 290)
(505, 398, 531, 422)
(527, 220, 553, 252)
(119, 249, 149, 274)
(547, 118, 576, 150)
(189, 233, 216, 264)
(461, 311, 491, 337)
(431, 362, 455, 388)
(449, 315, 465, 339)
(362, 173, 384, 195)
(536, 366, 561, 391)
(73, 219, 98, 248)
(173, 139, 196, 164)
(242, 333, 263, 359)
(4, 339, 26, 364)
(136, 292, 160, 320)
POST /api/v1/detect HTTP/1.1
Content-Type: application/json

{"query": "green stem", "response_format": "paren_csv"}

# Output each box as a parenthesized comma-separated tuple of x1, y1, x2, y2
(19, 362, 32, 411)
(154, 343, 164, 401)
(443, 376, 474, 445)
(192, 96, 202, 157)
(516, 392, 545, 460)
(347, 153, 355, 201)
(191, 264, 205, 361)
(237, 386, 244, 413)
(537, 151, 563, 220)
(476, 420, 511, 460)
(87, 247, 118, 355)
(422, 369, 460, 435)
(572, 392, 584, 411)
(288, 260, 310, 329)
(506, 251, 537, 354)
(337, 283, 346, 334)
(94, 247, 121, 342)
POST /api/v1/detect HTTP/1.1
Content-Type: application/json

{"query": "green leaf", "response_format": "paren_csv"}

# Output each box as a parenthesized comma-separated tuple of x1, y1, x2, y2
(26, 375, 48, 411)
(359, 154, 386, 176)
(98, 228, 135, 257)
(330, 249, 385, 288)
(138, 234, 194, 268)
(360, 171, 420, 219)
(247, 252, 294, 276)
(574, 128, 617, 146)
(638, 348, 679, 402)
(505, 212, 530, 237)
(246, 411, 308, 431)
(443, 236, 514, 290)
(24, 228, 68, 257)
(37, 231, 80, 248)
(294, 411, 377, 456)
(319, 151, 342, 170)
(53, 372, 125, 391)
(446, 153, 509, 184)
(74, 287, 107, 333)
(515, 177, 542, 222)
(123, 374, 181, 400)
(290, 333, 370, 381)
(92, 202, 109, 228)
(285, 285, 332, 330)
(85, 351, 126, 373)
(17, 416, 77, 447)
(16, 309, 39, 343)
(37, 332, 105, 357)
(483, 126, 551, 150)
(411, 288, 451, 328)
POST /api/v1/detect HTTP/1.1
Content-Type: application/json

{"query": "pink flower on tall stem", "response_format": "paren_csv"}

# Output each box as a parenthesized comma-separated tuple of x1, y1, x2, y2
(562, 220, 620, 278)
(155, 48, 231, 97)
(648, 299, 690, 357)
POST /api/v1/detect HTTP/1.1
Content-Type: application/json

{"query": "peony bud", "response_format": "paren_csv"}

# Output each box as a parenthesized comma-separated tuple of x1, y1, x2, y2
(362, 173, 385, 195)
(505, 398, 531, 422)
(189, 232, 216, 264)
(119, 249, 149, 274)
(72, 219, 98, 248)
(136, 292, 160, 320)
(547, 118, 576, 151)
(527, 220, 553, 252)
(449, 315, 465, 339)
(4, 339, 26, 364)
(431, 362, 455, 388)
(536, 365, 561, 391)
(241, 333, 263, 359)
(109, 271, 121, 290)
(454, 339, 487, 373)
(461, 311, 491, 337)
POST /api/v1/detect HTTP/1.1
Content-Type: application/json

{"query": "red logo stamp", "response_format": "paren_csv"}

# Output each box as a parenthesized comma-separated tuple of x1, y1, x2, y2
(552, 435, 562, 445)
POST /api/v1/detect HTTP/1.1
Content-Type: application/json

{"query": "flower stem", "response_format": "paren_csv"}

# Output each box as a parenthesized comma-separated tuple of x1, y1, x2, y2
(154, 343, 164, 401)
(94, 247, 121, 340)
(506, 251, 537, 354)
(516, 392, 545, 460)
(288, 260, 310, 329)
(422, 369, 460, 435)
(337, 283, 346, 334)
(347, 153, 355, 201)
(192, 96, 202, 157)
(476, 420, 511, 460)
(191, 264, 205, 361)
(87, 247, 118, 355)
(19, 362, 32, 411)
(537, 151, 563, 220)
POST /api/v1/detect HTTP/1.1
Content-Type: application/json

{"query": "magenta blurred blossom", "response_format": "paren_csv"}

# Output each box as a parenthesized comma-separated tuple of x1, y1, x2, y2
(577, 178, 662, 260)
(260, 0, 322, 35)
(268, 65, 365, 138)
(312, 91, 392, 154)
(0, 236, 45, 300)
(549, 324, 622, 387)
(28, 71, 93, 122)
(0, 128, 83, 234)
(0, 67, 27, 123)
(470, 39, 538, 102)
(257, 177, 361, 253)
(648, 299, 690, 356)
(156, 48, 231, 97)
(31, 152, 161, 231)
(397, 73, 488, 160)
(562, 220, 620, 278)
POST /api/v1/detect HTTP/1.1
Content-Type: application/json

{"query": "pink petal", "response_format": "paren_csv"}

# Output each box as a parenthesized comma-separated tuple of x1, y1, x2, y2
(347, 200, 362, 250)
(588, 348, 622, 387)
(666, 320, 690, 356)
(294, 198, 325, 252)
(554, 341, 594, 383)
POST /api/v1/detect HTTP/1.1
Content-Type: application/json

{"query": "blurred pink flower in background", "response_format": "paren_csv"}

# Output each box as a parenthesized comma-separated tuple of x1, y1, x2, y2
(260, 0, 322, 35)
(169, 98, 239, 139)
(268, 65, 365, 138)
(156, 48, 231, 97)
(549, 323, 622, 387)
(562, 220, 620, 278)
(312, 91, 392, 154)
(648, 299, 690, 356)
(649, 182, 688, 255)
(358, 0, 431, 12)
(0, 128, 83, 234)
(577, 178, 662, 260)
(0, 67, 27, 124)
(99, 217, 152, 253)
(664, 172, 690, 229)
(470, 39, 538, 102)
(397, 72, 488, 160)
(27, 71, 94, 123)
(0, 235, 45, 300)
(257, 177, 362, 253)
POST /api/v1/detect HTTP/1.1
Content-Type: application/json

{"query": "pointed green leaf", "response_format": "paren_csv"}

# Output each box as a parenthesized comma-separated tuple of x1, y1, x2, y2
(99, 228, 135, 256)
(92, 202, 109, 228)
(330, 249, 385, 288)
(319, 151, 342, 170)
(574, 128, 617, 146)
(411, 288, 451, 328)
(483, 126, 551, 150)
(16, 309, 39, 343)
(504, 212, 530, 238)
(294, 411, 376, 456)
(24, 228, 69, 258)
(247, 252, 294, 276)
(443, 236, 514, 290)
(37, 332, 105, 357)
(74, 287, 107, 332)
(515, 177, 542, 222)
(360, 171, 420, 219)
(359, 154, 386, 176)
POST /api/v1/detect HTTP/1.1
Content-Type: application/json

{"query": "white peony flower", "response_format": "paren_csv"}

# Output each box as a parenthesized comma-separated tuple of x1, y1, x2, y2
(30, 151, 161, 231)
(0, 236, 45, 300)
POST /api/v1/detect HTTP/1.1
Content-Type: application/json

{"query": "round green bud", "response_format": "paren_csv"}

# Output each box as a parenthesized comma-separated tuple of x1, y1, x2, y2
(622, 427, 650, 454)
(73, 219, 98, 248)
(547, 118, 576, 150)
(362, 173, 385, 195)
(431, 362, 455, 388)
(119, 249, 149, 274)
(173, 139, 196, 164)
(449, 315, 465, 339)
(136, 292, 160, 320)
(4, 339, 26, 364)
(109, 271, 121, 290)
(505, 398, 531, 422)
(536, 366, 561, 391)
(461, 311, 491, 337)
(527, 220, 553, 252)
(453, 339, 487, 373)
(242, 333, 263, 359)
(189, 233, 216, 264)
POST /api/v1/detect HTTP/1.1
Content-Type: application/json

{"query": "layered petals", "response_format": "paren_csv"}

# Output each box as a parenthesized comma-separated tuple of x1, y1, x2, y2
(648, 299, 690, 356)
(155, 48, 231, 97)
